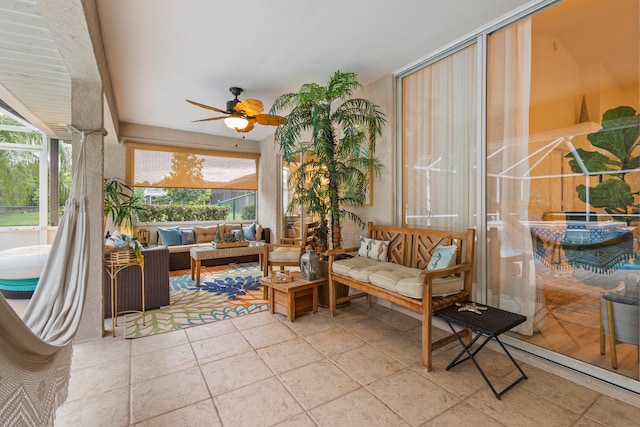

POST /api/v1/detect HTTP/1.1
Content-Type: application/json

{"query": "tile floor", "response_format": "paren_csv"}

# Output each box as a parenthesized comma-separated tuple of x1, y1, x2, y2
(49, 298, 640, 426)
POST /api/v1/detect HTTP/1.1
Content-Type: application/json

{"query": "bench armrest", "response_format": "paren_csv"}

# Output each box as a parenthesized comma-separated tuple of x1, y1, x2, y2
(327, 247, 358, 260)
(419, 262, 473, 281)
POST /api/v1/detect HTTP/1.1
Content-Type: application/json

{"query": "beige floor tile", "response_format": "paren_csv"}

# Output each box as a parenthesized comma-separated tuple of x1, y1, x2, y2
(131, 366, 210, 424)
(231, 310, 280, 330)
(466, 382, 581, 427)
(427, 402, 506, 426)
(191, 331, 252, 364)
(305, 326, 366, 357)
(185, 317, 238, 342)
(274, 412, 317, 427)
(214, 377, 303, 427)
(332, 344, 405, 386)
(281, 312, 337, 336)
(133, 400, 220, 427)
(572, 418, 608, 427)
(412, 347, 497, 400)
(278, 359, 360, 410)
(200, 351, 273, 396)
(506, 364, 599, 414)
(583, 395, 640, 426)
(240, 321, 298, 349)
(308, 388, 409, 426)
(130, 328, 189, 356)
(370, 332, 423, 365)
(374, 309, 422, 331)
(329, 305, 375, 324)
(66, 358, 130, 402)
(256, 337, 324, 374)
(341, 317, 402, 342)
(367, 368, 459, 425)
(71, 335, 130, 370)
(55, 384, 129, 427)
(131, 342, 198, 383)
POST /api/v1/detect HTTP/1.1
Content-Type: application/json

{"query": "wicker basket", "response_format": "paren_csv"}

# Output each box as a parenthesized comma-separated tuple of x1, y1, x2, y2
(106, 248, 139, 266)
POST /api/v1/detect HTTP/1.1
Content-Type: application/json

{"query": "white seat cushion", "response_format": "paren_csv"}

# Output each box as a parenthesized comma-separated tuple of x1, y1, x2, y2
(269, 247, 301, 263)
(332, 256, 380, 276)
(369, 265, 424, 292)
(394, 275, 463, 299)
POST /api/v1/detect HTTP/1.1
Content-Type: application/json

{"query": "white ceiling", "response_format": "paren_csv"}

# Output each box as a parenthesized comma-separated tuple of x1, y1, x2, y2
(0, 0, 532, 142)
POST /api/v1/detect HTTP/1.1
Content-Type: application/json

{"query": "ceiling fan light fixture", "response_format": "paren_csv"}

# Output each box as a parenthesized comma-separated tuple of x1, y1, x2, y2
(224, 115, 249, 130)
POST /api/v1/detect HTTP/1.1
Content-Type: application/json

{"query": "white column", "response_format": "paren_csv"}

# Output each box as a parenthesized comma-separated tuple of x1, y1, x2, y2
(72, 79, 104, 341)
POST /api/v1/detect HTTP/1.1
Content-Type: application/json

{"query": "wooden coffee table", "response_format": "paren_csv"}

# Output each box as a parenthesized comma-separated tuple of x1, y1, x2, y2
(259, 272, 326, 321)
(190, 242, 265, 285)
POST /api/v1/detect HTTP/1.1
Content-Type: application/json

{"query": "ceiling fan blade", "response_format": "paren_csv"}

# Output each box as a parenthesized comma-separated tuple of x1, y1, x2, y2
(254, 114, 287, 126)
(191, 116, 227, 122)
(186, 99, 228, 114)
(235, 99, 264, 116)
(236, 122, 255, 133)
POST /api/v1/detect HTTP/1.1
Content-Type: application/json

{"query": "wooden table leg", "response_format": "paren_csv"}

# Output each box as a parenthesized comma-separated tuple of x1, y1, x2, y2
(269, 286, 275, 314)
(195, 259, 201, 286)
(287, 290, 295, 322)
(190, 257, 195, 280)
(312, 286, 318, 315)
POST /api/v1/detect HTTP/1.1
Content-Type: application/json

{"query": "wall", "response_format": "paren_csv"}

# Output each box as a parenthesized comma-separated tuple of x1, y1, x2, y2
(341, 75, 396, 248)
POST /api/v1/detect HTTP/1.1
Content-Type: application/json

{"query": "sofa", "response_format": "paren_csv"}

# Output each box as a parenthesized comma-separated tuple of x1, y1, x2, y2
(103, 245, 170, 318)
(327, 222, 476, 370)
(154, 223, 271, 270)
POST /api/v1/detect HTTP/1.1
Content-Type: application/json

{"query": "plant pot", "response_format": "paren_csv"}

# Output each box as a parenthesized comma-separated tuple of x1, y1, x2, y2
(317, 259, 350, 308)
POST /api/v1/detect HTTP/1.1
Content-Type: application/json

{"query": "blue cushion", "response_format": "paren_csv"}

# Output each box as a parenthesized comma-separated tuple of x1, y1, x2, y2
(243, 223, 257, 241)
(181, 229, 195, 245)
(158, 226, 182, 246)
(427, 245, 457, 270)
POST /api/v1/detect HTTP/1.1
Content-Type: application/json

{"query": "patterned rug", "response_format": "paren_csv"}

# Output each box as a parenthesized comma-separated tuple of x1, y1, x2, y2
(124, 262, 269, 339)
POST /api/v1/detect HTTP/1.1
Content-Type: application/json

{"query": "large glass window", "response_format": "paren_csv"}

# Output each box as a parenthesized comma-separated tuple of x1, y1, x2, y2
(126, 143, 259, 221)
(401, 0, 640, 389)
(401, 44, 478, 231)
(487, 0, 639, 381)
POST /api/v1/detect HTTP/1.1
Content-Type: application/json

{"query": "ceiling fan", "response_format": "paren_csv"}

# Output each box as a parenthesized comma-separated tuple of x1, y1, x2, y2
(187, 87, 286, 132)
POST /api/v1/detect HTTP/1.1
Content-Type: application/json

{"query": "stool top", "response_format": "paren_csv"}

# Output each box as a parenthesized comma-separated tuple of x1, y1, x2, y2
(434, 302, 526, 336)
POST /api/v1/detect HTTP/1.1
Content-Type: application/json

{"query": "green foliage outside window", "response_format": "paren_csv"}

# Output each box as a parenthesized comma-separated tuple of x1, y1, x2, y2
(136, 204, 230, 223)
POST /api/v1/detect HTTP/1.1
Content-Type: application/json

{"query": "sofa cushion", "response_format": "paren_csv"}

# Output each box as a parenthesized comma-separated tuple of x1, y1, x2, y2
(158, 226, 182, 246)
(369, 265, 424, 292)
(242, 223, 257, 241)
(194, 226, 218, 243)
(427, 245, 457, 270)
(395, 275, 463, 299)
(332, 256, 380, 277)
(181, 228, 195, 245)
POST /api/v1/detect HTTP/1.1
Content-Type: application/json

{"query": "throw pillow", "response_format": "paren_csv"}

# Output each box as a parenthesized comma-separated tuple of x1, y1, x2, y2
(357, 236, 389, 262)
(427, 244, 457, 270)
(158, 226, 182, 246)
(358, 236, 372, 257)
(181, 229, 196, 245)
(367, 238, 390, 262)
(243, 223, 257, 241)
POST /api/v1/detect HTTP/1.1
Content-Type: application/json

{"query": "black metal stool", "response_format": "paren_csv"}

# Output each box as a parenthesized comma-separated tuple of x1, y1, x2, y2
(434, 302, 527, 400)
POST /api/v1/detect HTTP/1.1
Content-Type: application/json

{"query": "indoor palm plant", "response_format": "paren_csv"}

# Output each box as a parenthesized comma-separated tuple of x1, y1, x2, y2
(271, 71, 385, 251)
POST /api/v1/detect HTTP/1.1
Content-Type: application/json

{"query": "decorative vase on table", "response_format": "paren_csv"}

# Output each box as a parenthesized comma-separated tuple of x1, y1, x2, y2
(214, 224, 222, 243)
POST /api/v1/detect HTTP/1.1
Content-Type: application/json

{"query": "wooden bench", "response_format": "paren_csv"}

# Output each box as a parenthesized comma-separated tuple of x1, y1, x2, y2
(327, 222, 476, 370)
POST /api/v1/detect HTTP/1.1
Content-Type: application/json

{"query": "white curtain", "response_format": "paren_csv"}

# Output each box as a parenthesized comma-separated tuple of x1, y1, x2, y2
(0, 130, 91, 426)
(403, 44, 477, 230)
(487, 19, 541, 335)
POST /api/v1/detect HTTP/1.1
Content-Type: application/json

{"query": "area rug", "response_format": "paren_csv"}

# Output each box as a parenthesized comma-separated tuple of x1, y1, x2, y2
(124, 262, 269, 339)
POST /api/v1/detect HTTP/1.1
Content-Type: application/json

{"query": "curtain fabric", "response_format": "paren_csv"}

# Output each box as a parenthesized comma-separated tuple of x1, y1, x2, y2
(402, 45, 477, 231)
(487, 19, 541, 335)
(0, 132, 90, 426)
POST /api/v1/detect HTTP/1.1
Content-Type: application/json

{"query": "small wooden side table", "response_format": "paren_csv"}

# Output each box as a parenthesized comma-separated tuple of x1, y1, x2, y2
(259, 272, 326, 321)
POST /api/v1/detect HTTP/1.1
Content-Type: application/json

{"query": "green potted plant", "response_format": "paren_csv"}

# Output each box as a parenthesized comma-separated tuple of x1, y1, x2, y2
(104, 177, 147, 260)
(271, 70, 385, 251)
(566, 105, 640, 225)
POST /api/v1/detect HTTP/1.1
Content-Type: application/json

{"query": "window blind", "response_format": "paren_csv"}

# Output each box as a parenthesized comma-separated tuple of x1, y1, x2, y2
(126, 143, 259, 190)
